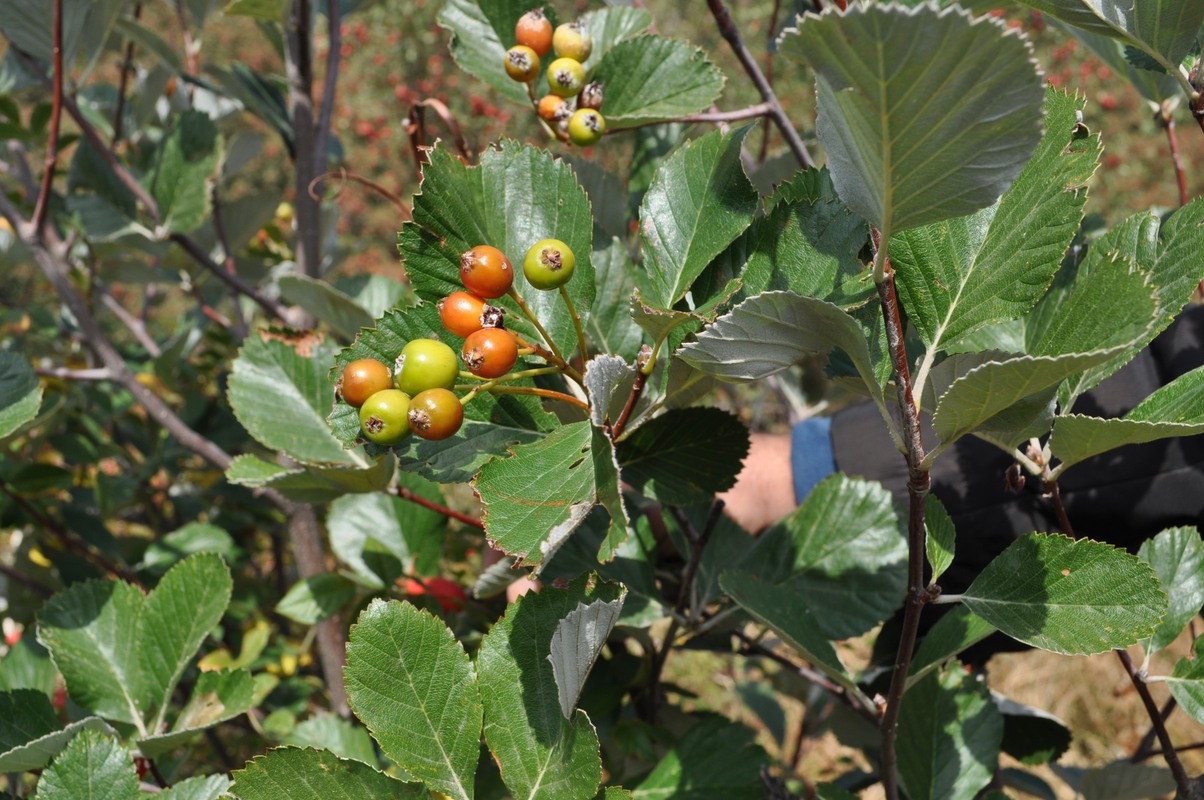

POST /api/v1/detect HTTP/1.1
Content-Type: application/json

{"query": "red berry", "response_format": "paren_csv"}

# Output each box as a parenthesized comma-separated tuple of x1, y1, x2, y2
(339, 359, 393, 407)
(462, 327, 519, 378)
(403, 576, 466, 613)
(515, 8, 553, 57)
(460, 245, 514, 299)
(408, 388, 465, 441)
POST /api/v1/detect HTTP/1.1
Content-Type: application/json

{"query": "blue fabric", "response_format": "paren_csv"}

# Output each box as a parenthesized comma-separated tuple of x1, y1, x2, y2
(791, 417, 836, 503)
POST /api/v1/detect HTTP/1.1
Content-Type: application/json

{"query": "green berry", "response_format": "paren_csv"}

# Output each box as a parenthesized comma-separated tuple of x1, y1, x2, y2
(523, 238, 576, 290)
(395, 339, 459, 396)
(546, 57, 586, 98)
(359, 389, 411, 446)
(567, 108, 605, 146)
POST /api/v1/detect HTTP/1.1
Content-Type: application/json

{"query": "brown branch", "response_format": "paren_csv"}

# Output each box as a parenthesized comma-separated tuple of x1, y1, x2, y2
(1158, 107, 1190, 208)
(285, 0, 320, 289)
(872, 232, 932, 800)
(705, 0, 815, 169)
(32, 0, 64, 233)
(1116, 649, 1193, 796)
(314, 0, 342, 190)
(112, 3, 143, 144)
(99, 289, 162, 357)
(390, 485, 484, 530)
(169, 233, 292, 322)
(609, 344, 652, 440)
(1044, 478, 1075, 537)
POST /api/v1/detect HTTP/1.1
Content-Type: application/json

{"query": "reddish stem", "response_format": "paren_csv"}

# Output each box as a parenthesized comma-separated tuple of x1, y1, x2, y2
(1159, 110, 1190, 208)
(32, 0, 63, 233)
(391, 485, 484, 530)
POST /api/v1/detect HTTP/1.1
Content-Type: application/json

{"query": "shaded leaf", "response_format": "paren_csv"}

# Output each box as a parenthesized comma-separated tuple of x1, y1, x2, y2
(328, 482, 446, 588)
(225, 453, 394, 504)
(548, 594, 626, 719)
(146, 110, 222, 236)
(616, 408, 749, 505)
(278, 275, 376, 343)
(996, 694, 1071, 766)
(276, 574, 358, 625)
(1138, 527, 1204, 653)
(0, 352, 42, 439)
(909, 606, 997, 686)
(630, 715, 766, 799)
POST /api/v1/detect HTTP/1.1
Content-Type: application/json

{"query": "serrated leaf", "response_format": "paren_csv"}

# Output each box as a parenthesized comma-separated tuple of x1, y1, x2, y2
(591, 37, 725, 128)
(328, 484, 446, 589)
(1138, 527, 1204, 654)
(276, 574, 358, 625)
(721, 573, 862, 702)
(638, 127, 758, 309)
(476, 422, 628, 571)
(586, 239, 644, 361)
(230, 747, 426, 799)
(909, 606, 997, 686)
(630, 715, 765, 799)
(138, 669, 254, 758)
(584, 354, 637, 429)
(477, 575, 620, 800)
(138, 553, 232, 724)
(548, 594, 625, 719)
(0, 715, 116, 774)
(925, 494, 956, 585)
(615, 408, 749, 504)
(0, 352, 42, 439)
(745, 474, 905, 639)
(962, 533, 1166, 655)
(680, 291, 885, 403)
(891, 89, 1099, 364)
(37, 579, 146, 725)
(780, 3, 1044, 236)
(278, 275, 376, 342)
(283, 714, 378, 766)
(140, 522, 241, 575)
(157, 774, 232, 800)
(224, 453, 394, 503)
(1019, 0, 1204, 70)
(399, 142, 594, 360)
(898, 669, 1002, 800)
(146, 109, 222, 236)
(33, 729, 138, 800)
(996, 694, 1071, 766)
(344, 600, 482, 800)
(230, 334, 363, 465)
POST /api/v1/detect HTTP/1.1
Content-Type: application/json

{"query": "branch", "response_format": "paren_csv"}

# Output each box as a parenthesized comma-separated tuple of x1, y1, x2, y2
(31, 0, 64, 233)
(169, 233, 292, 322)
(389, 485, 484, 530)
(613, 103, 775, 133)
(609, 344, 652, 441)
(284, 0, 321, 288)
(1158, 106, 1190, 208)
(35, 366, 116, 381)
(314, 0, 342, 180)
(99, 290, 162, 357)
(112, 3, 143, 144)
(705, 0, 815, 168)
(1117, 649, 1194, 796)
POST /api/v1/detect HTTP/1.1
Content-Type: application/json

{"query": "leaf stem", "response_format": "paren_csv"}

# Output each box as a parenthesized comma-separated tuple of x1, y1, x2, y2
(467, 383, 588, 411)
(388, 485, 483, 530)
(31, 0, 63, 235)
(609, 345, 652, 441)
(559, 285, 590, 366)
(1158, 105, 1190, 208)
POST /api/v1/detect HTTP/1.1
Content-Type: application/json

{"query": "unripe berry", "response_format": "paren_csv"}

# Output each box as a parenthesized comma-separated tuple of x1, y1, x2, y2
(552, 22, 592, 62)
(358, 389, 411, 446)
(547, 57, 586, 98)
(567, 108, 605, 146)
(394, 339, 459, 396)
(523, 238, 576, 290)
(504, 45, 540, 83)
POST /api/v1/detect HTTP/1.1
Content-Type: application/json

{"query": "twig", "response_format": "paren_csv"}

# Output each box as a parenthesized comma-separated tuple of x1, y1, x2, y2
(308, 169, 409, 216)
(872, 230, 932, 800)
(208, 186, 249, 338)
(148, 758, 170, 788)
(1134, 739, 1204, 764)
(471, 384, 589, 411)
(612, 103, 775, 133)
(172, 0, 198, 102)
(389, 485, 483, 530)
(169, 233, 292, 321)
(705, 0, 815, 168)
(99, 291, 162, 357)
(1117, 649, 1193, 796)
(31, 0, 64, 233)
(284, 0, 320, 288)
(1044, 479, 1075, 537)
(559, 285, 589, 365)
(314, 0, 342, 181)
(112, 2, 143, 144)
(35, 366, 115, 381)
(609, 344, 652, 440)
(758, 0, 783, 162)
(0, 561, 55, 598)
(1158, 107, 1190, 208)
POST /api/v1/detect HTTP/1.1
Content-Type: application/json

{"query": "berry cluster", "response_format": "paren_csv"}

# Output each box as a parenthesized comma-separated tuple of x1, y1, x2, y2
(337, 238, 578, 448)
(504, 9, 606, 146)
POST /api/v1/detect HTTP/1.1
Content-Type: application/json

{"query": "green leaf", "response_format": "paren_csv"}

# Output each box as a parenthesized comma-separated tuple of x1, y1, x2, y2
(996, 694, 1071, 766)
(780, 3, 1044, 236)
(276, 574, 358, 625)
(1071, 27, 1180, 104)
(399, 142, 594, 360)
(0, 351, 42, 439)
(1050, 365, 1204, 471)
(548, 593, 626, 719)
(146, 109, 222, 236)
(137, 669, 254, 758)
(0, 689, 60, 757)
(37, 579, 146, 725)
(138, 553, 232, 724)
(909, 606, 997, 685)
(476, 422, 628, 571)
(1019, 0, 1204, 70)
(0, 0, 122, 74)
(283, 714, 378, 766)
(1165, 635, 1204, 725)
(230, 747, 426, 799)
(33, 729, 138, 800)
(591, 37, 725, 129)
(224, 0, 288, 21)
(477, 575, 621, 800)
(616, 408, 749, 505)
(747, 474, 906, 639)
(112, 16, 182, 71)
(931, 347, 1135, 448)
(891, 89, 1100, 361)
(925, 495, 956, 585)
(225, 454, 395, 504)
(157, 774, 233, 800)
(721, 573, 863, 702)
(328, 483, 446, 589)
(630, 715, 766, 799)
(0, 715, 116, 774)
(0, 634, 57, 696)
(229, 334, 363, 465)
(278, 275, 376, 343)
(897, 669, 1002, 800)
(679, 291, 886, 403)
(1138, 527, 1204, 654)
(345, 600, 482, 800)
(140, 522, 241, 575)
(586, 238, 645, 361)
(638, 127, 758, 309)
(962, 534, 1166, 655)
